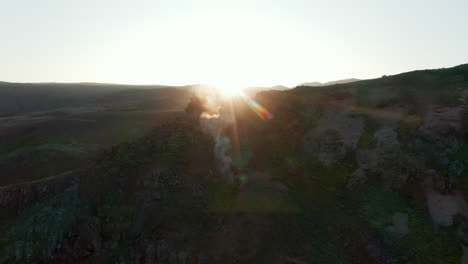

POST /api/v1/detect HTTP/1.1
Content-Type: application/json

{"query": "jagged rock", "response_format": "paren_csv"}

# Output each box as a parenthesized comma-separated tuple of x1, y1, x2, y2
(355, 149, 378, 169)
(425, 169, 450, 194)
(424, 174, 468, 226)
(417, 106, 465, 179)
(375, 128, 400, 151)
(315, 130, 347, 166)
(347, 167, 368, 189)
(426, 190, 468, 226)
(419, 107, 463, 139)
(304, 108, 363, 165)
(349, 127, 404, 189)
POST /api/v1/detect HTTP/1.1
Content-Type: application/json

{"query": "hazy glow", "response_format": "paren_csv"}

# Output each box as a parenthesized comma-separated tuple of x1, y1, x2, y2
(216, 84, 243, 97)
(201, 112, 220, 119)
(1, 0, 467, 86)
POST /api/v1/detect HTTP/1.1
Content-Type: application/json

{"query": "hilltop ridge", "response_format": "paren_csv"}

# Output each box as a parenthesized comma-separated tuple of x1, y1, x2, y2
(1, 63, 467, 263)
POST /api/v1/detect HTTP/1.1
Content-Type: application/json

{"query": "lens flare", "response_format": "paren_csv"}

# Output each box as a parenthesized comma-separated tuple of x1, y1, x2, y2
(212, 84, 273, 119)
(239, 92, 273, 120)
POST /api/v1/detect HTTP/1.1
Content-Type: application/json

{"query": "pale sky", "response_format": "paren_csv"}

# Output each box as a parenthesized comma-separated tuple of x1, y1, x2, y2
(1, 0, 467, 87)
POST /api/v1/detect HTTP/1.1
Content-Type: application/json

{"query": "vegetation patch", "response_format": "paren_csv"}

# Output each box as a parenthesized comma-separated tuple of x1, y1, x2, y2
(358, 116, 379, 149)
(305, 108, 322, 130)
(396, 115, 424, 153)
(360, 186, 463, 264)
(1, 186, 81, 263)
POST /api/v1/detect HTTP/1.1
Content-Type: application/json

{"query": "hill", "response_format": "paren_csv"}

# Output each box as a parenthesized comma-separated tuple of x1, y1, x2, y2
(299, 78, 360, 87)
(0, 83, 194, 186)
(0, 82, 192, 115)
(1, 64, 467, 263)
(243, 85, 290, 96)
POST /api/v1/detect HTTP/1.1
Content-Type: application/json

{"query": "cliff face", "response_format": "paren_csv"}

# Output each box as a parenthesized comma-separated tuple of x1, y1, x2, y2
(1, 64, 468, 263)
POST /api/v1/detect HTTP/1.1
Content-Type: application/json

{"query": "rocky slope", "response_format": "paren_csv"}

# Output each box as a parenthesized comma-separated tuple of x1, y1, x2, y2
(1, 64, 467, 263)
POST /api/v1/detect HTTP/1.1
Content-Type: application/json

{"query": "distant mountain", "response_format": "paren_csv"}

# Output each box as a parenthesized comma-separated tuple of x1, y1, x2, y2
(299, 78, 360, 87)
(243, 85, 289, 96)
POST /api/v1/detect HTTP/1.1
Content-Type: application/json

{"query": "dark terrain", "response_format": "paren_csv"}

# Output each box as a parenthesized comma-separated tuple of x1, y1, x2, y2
(1, 64, 468, 263)
(0, 83, 194, 186)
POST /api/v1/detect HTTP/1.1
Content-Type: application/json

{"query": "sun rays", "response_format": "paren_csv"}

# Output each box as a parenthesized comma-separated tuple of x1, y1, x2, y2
(240, 94, 274, 120)
(215, 85, 274, 120)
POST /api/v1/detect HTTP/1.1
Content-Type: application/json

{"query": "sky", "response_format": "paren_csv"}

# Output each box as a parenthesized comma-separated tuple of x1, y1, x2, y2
(1, 0, 467, 88)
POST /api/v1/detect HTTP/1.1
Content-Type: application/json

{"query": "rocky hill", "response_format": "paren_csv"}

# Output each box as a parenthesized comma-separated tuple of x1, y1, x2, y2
(1, 64, 467, 263)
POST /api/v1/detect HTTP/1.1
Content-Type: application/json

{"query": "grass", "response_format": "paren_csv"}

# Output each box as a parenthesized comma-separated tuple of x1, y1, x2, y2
(1, 63, 467, 262)
(1, 186, 81, 263)
(359, 185, 463, 264)
(284, 154, 365, 263)
(305, 108, 323, 130)
(396, 115, 424, 153)
(358, 116, 379, 149)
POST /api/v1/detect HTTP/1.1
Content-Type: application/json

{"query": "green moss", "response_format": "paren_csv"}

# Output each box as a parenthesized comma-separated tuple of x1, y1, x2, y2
(283, 154, 362, 263)
(97, 203, 135, 226)
(305, 109, 323, 129)
(397, 115, 424, 153)
(376, 97, 400, 108)
(358, 117, 379, 149)
(0, 239, 8, 257)
(204, 182, 238, 213)
(156, 130, 191, 167)
(355, 87, 373, 107)
(305, 153, 357, 187)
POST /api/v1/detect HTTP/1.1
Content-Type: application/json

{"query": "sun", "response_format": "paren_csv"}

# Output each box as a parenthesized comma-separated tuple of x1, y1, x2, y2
(215, 84, 244, 97)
